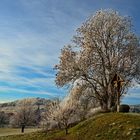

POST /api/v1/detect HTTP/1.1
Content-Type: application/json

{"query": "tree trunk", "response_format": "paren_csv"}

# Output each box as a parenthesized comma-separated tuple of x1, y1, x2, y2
(100, 100, 109, 112)
(57, 122, 61, 129)
(100, 89, 117, 112)
(108, 95, 116, 109)
(65, 127, 68, 135)
(21, 125, 25, 133)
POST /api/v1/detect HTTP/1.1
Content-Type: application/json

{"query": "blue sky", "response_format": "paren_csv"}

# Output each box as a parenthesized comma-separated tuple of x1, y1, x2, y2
(0, 0, 139, 105)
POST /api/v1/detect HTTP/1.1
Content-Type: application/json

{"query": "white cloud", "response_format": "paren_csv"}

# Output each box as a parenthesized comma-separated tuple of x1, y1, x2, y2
(0, 85, 57, 97)
(0, 30, 60, 97)
(2, 0, 139, 102)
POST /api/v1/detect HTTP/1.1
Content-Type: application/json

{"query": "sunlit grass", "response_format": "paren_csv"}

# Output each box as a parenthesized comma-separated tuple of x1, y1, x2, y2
(0, 113, 140, 140)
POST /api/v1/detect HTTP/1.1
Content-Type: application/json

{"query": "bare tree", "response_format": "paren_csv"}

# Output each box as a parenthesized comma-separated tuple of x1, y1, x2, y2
(59, 98, 76, 135)
(0, 111, 9, 127)
(12, 99, 35, 133)
(68, 85, 99, 120)
(43, 99, 61, 130)
(55, 9, 140, 111)
(44, 98, 75, 135)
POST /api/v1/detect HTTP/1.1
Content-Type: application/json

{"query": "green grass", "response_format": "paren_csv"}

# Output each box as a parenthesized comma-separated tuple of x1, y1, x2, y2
(0, 113, 140, 140)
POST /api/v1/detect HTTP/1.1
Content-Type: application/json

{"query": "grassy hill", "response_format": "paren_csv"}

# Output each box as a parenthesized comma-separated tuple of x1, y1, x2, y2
(0, 113, 139, 140)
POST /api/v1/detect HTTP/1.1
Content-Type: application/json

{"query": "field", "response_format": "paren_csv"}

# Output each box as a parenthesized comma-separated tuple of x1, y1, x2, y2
(0, 128, 40, 137)
(0, 113, 140, 140)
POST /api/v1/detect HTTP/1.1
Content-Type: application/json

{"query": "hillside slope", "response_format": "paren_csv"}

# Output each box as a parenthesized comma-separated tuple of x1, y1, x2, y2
(0, 98, 51, 113)
(0, 113, 140, 140)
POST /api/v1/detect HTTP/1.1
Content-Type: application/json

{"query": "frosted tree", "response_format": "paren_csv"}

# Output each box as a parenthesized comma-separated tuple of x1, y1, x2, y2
(12, 99, 35, 133)
(55, 9, 140, 111)
(68, 84, 99, 120)
(45, 98, 76, 135)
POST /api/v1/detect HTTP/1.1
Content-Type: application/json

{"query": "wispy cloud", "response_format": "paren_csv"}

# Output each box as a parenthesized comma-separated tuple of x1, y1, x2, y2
(0, 0, 139, 103)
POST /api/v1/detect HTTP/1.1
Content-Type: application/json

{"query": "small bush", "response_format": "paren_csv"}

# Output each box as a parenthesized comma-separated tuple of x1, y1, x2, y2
(119, 104, 130, 113)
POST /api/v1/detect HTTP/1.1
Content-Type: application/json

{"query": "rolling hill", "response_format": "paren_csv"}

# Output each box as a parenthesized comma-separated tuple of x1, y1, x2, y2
(0, 113, 139, 140)
(0, 98, 51, 114)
